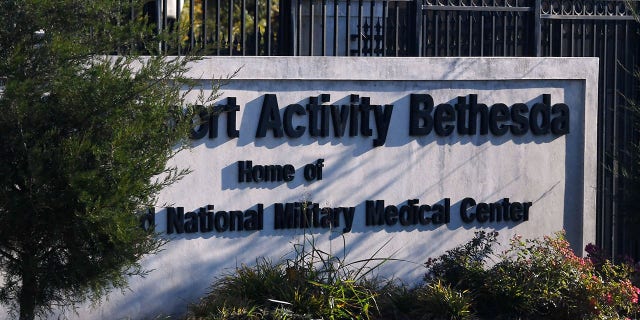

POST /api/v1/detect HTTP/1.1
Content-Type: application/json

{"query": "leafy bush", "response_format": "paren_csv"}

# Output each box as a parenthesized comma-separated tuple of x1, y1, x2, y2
(423, 231, 640, 320)
(424, 231, 497, 293)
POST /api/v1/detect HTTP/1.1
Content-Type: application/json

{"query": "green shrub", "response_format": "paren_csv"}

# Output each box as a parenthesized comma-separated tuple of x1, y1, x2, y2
(424, 231, 640, 320)
(487, 232, 640, 319)
(374, 280, 422, 320)
(424, 231, 497, 293)
(414, 280, 473, 320)
(186, 236, 389, 320)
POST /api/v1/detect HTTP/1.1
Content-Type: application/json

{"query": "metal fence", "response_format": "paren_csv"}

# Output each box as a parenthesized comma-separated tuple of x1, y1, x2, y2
(418, 0, 640, 260)
(146, 0, 417, 56)
(141, 0, 640, 260)
(419, 0, 535, 56)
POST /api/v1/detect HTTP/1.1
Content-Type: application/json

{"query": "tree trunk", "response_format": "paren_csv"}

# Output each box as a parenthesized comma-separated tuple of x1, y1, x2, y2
(19, 256, 37, 320)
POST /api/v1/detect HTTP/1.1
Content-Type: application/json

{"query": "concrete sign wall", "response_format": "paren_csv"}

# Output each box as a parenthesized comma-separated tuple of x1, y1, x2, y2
(66, 57, 597, 319)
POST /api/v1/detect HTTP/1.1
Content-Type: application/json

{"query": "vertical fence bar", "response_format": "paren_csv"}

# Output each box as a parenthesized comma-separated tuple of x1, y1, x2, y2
(491, 11, 496, 55)
(267, 0, 272, 55)
(176, 0, 181, 55)
(202, 0, 207, 50)
(228, 0, 234, 55)
(334, 0, 339, 56)
(358, 0, 363, 55)
(549, 20, 554, 55)
(322, 0, 327, 55)
(216, 0, 220, 55)
(596, 19, 605, 253)
(280, 0, 292, 56)
(469, 12, 473, 56)
(298, 0, 303, 55)
(163, 0, 168, 53)
(416, 1, 426, 57)
(598, 19, 604, 254)
(621, 20, 630, 256)
(189, 0, 195, 51)
(582, 21, 586, 57)
(382, 0, 387, 56)
(369, 1, 375, 56)
(600, 23, 615, 257)
(456, 11, 461, 56)
(241, 0, 246, 55)
(500, 11, 504, 56)
(309, 0, 315, 55)
(393, 2, 398, 55)
(398, 3, 402, 56)
(418, 2, 424, 57)
(254, 0, 259, 54)
(507, 12, 512, 56)
(346, 0, 351, 55)
(570, 21, 575, 56)
(446, 12, 451, 56)
(559, 20, 564, 56)
(437, 11, 441, 56)
(480, 11, 485, 56)
(612, 22, 619, 260)
(513, 2, 517, 55)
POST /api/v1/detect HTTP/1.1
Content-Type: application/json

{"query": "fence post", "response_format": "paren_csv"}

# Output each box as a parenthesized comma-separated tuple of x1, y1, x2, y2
(410, 0, 423, 56)
(279, 0, 296, 55)
(533, 0, 541, 56)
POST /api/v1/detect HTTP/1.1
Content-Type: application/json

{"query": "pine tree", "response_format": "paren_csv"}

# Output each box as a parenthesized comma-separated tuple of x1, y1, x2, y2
(0, 1, 212, 319)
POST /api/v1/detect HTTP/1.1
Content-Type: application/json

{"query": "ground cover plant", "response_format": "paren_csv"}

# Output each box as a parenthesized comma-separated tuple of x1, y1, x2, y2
(185, 231, 640, 320)
(186, 236, 393, 320)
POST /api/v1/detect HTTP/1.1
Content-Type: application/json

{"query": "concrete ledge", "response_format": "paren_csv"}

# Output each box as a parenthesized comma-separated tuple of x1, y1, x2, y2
(185, 56, 599, 81)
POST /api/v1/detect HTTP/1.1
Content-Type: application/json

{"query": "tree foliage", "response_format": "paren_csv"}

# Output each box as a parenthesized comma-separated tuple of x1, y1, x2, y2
(0, 1, 211, 319)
